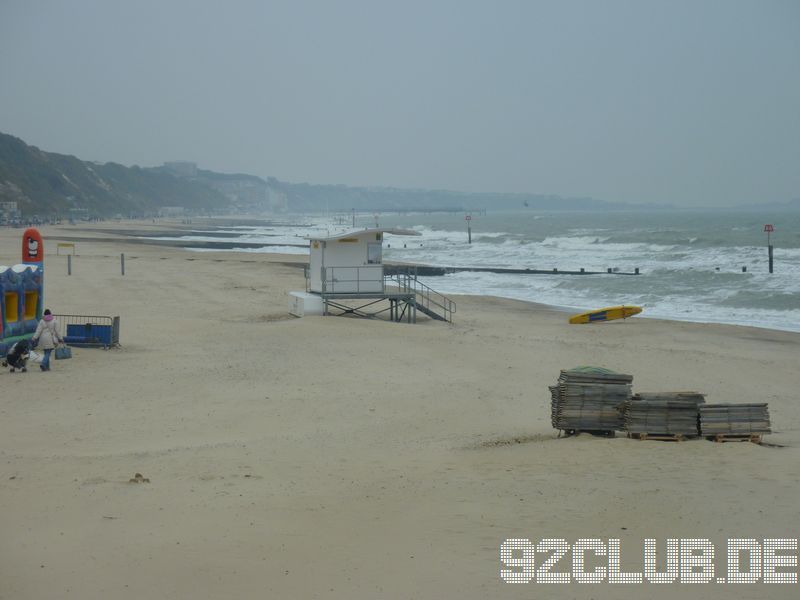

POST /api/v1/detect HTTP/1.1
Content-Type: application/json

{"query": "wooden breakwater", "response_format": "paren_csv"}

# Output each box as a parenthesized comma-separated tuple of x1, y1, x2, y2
(384, 265, 640, 276)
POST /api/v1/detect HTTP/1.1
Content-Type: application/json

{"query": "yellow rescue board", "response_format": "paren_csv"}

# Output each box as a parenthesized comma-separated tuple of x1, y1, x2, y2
(569, 305, 642, 324)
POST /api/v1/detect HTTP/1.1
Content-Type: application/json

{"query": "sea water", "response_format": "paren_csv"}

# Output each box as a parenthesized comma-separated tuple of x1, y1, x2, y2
(159, 210, 800, 332)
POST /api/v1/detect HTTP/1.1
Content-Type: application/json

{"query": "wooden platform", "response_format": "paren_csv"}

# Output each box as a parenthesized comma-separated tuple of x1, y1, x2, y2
(708, 433, 763, 443)
(627, 432, 688, 442)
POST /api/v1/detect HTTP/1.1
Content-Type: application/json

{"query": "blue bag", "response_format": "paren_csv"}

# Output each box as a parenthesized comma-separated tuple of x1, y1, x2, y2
(55, 345, 72, 360)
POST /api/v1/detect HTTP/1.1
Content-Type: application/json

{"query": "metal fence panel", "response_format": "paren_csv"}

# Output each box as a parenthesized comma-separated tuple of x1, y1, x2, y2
(54, 314, 120, 348)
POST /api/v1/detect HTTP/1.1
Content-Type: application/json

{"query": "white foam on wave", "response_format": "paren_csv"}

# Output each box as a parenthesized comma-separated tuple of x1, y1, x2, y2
(144, 233, 309, 246)
(144, 213, 800, 332)
(419, 271, 800, 333)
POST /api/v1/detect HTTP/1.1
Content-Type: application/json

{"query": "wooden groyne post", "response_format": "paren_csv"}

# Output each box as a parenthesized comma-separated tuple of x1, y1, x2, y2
(764, 224, 774, 273)
(382, 265, 641, 276)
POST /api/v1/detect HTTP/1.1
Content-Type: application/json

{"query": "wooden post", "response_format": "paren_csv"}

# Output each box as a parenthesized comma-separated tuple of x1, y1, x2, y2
(121, 253, 125, 276)
(764, 224, 774, 274)
(768, 245, 773, 274)
(67, 254, 72, 276)
(465, 214, 472, 244)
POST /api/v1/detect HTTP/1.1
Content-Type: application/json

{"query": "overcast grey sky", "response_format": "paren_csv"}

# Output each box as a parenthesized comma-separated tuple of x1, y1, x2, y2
(1, 0, 798, 206)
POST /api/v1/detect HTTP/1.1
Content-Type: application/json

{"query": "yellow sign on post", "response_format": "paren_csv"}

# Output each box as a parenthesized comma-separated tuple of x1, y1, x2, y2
(56, 243, 76, 256)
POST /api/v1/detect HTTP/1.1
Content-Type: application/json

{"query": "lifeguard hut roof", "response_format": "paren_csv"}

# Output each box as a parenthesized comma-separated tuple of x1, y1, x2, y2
(307, 227, 421, 242)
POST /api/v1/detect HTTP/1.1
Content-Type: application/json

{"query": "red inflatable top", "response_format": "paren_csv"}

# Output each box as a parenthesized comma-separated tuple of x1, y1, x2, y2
(22, 228, 43, 264)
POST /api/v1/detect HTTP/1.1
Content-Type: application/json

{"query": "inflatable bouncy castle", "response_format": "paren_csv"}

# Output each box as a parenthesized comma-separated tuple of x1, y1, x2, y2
(0, 228, 44, 356)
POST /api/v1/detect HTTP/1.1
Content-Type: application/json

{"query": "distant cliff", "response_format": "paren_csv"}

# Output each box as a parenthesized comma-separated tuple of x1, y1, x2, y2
(2, 131, 676, 218)
(0, 132, 228, 217)
(262, 178, 635, 212)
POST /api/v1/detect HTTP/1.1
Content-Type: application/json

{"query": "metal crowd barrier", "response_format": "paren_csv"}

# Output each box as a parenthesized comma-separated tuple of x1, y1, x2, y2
(54, 314, 120, 349)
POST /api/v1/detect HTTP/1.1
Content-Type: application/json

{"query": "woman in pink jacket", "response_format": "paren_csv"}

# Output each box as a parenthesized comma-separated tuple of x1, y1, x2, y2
(31, 309, 63, 371)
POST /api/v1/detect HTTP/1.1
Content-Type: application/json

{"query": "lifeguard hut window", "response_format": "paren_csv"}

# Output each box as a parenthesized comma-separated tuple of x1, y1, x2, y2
(367, 242, 382, 265)
(5, 293, 18, 322)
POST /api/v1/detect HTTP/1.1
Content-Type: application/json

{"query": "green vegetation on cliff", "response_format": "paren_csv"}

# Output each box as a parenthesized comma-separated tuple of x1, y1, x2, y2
(0, 132, 228, 217)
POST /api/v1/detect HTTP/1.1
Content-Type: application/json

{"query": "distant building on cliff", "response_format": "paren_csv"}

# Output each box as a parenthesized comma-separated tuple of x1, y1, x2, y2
(162, 161, 198, 177)
(160, 161, 286, 213)
(158, 206, 187, 217)
(1, 201, 20, 220)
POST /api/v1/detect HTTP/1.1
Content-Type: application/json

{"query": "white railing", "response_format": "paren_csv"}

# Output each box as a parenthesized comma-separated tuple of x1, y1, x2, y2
(321, 265, 385, 295)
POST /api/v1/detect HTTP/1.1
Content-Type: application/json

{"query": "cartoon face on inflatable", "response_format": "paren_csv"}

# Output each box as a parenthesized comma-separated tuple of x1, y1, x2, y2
(27, 236, 39, 259)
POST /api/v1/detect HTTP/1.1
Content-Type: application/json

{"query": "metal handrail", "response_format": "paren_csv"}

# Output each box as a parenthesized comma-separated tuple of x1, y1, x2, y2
(385, 272, 456, 322)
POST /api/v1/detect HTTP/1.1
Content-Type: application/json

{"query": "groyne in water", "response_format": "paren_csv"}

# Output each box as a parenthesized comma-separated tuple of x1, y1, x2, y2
(383, 265, 640, 276)
(54, 232, 639, 274)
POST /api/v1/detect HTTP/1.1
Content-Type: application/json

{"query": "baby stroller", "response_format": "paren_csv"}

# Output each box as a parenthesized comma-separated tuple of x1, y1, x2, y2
(2, 339, 31, 373)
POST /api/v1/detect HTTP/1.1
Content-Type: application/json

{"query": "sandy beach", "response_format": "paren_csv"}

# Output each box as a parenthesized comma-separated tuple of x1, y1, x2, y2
(1, 221, 799, 599)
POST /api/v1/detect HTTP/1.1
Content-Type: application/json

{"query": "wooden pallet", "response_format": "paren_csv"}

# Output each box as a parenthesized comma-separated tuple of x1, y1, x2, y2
(559, 429, 616, 438)
(709, 433, 763, 444)
(627, 432, 687, 442)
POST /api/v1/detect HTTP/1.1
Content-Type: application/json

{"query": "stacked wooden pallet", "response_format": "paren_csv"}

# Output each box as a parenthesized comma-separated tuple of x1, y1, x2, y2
(699, 404, 771, 439)
(624, 392, 705, 438)
(550, 367, 633, 434)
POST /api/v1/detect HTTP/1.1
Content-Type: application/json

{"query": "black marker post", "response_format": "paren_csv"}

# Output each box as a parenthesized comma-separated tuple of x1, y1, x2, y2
(764, 224, 774, 274)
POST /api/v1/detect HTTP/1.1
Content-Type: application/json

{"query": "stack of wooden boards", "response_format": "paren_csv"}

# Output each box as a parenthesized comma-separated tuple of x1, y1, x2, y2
(548, 368, 772, 441)
(699, 404, 772, 437)
(549, 367, 633, 434)
(624, 392, 706, 438)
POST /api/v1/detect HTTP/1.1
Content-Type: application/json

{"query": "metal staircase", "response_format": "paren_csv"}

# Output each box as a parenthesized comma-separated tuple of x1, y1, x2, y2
(385, 272, 456, 322)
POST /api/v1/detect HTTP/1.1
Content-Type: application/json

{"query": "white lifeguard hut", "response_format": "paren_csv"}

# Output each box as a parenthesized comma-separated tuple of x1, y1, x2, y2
(289, 227, 455, 322)
(308, 228, 418, 294)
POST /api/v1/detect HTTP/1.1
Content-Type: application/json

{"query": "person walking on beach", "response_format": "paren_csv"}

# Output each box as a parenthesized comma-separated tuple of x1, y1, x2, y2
(31, 309, 64, 372)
